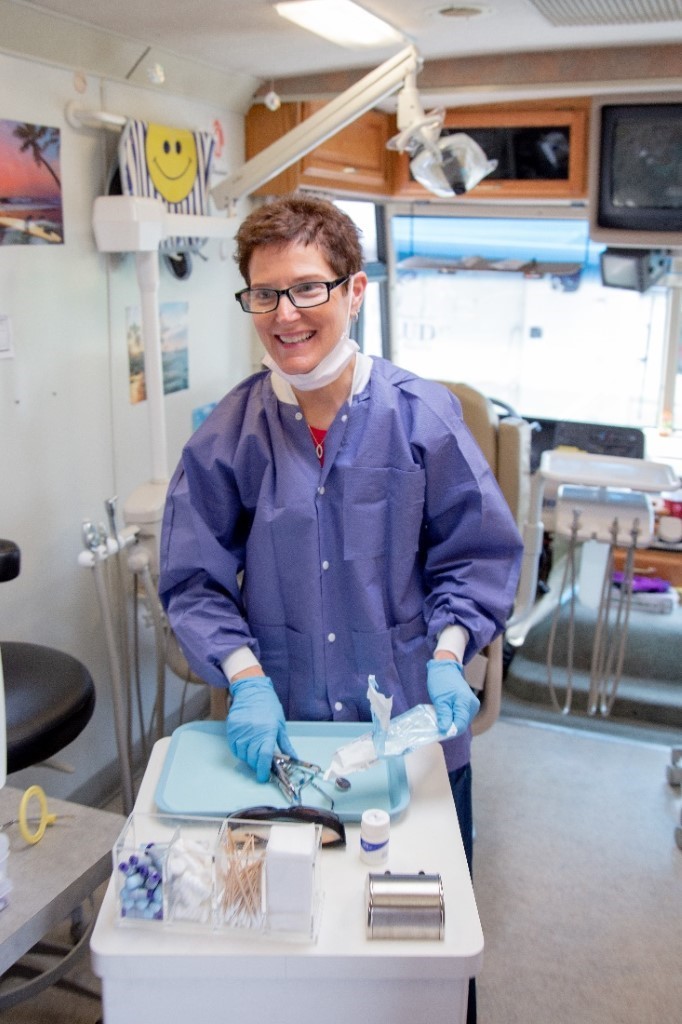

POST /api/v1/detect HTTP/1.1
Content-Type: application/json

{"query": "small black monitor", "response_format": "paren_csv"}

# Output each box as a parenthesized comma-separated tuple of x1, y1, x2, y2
(600, 248, 670, 292)
(602, 247, 667, 292)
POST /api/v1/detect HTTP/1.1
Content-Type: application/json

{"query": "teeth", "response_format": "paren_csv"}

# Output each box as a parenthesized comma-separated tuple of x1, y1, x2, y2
(279, 332, 313, 345)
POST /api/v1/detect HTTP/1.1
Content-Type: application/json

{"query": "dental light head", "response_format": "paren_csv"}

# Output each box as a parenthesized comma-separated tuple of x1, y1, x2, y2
(387, 72, 498, 197)
(409, 131, 498, 197)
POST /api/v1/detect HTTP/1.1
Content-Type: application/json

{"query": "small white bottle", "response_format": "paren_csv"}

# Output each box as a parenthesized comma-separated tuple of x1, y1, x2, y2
(360, 808, 390, 865)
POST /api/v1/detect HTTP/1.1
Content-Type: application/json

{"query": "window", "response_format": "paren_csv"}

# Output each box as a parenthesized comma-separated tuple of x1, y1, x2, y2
(335, 199, 389, 357)
(390, 212, 676, 433)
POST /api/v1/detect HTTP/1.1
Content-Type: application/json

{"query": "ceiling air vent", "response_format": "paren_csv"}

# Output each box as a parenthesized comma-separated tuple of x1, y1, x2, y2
(526, 0, 682, 26)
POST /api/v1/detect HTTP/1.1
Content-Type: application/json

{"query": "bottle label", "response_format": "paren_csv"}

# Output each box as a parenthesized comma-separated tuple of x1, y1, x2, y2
(361, 837, 388, 853)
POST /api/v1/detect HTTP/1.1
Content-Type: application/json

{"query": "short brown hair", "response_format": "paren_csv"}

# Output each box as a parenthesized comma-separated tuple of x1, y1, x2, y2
(234, 194, 364, 283)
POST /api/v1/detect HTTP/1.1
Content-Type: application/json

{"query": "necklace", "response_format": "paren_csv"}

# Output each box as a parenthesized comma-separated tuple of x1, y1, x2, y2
(303, 369, 354, 466)
(308, 424, 326, 463)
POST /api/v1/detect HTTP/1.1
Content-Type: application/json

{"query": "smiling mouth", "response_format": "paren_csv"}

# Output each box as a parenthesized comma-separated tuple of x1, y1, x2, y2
(277, 331, 314, 345)
(152, 157, 193, 181)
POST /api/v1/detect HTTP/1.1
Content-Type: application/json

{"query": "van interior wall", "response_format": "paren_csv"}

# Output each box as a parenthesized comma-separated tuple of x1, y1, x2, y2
(0, 50, 251, 805)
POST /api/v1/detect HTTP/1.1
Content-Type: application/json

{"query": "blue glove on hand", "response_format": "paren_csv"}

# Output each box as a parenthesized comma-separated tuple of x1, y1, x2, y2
(427, 659, 481, 735)
(226, 676, 296, 783)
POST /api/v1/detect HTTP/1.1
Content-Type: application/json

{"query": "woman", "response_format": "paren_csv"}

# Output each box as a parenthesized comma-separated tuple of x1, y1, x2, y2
(159, 193, 523, 866)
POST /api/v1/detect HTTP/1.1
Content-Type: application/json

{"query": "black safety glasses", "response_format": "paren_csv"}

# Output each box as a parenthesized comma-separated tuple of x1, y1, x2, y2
(227, 805, 347, 848)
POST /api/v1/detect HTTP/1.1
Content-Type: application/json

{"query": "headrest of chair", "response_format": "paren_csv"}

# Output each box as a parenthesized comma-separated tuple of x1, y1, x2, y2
(117, 119, 215, 255)
(439, 381, 499, 472)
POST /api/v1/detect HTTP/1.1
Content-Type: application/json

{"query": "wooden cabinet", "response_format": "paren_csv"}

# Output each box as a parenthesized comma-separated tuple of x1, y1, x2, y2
(299, 102, 391, 193)
(244, 102, 304, 197)
(390, 99, 590, 201)
(245, 102, 391, 197)
(245, 97, 590, 202)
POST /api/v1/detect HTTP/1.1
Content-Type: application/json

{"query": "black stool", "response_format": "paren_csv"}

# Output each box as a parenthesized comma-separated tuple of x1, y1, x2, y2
(4, 641, 95, 774)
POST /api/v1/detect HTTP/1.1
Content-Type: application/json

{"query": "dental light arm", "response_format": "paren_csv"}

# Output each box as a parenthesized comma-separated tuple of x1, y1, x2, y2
(386, 68, 443, 156)
(210, 45, 422, 212)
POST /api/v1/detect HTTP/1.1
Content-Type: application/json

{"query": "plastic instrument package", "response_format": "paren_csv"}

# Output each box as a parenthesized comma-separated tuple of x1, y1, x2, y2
(323, 677, 457, 781)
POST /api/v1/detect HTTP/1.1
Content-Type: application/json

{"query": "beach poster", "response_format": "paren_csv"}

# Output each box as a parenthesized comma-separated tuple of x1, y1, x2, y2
(127, 301, 190, 404)
(0, 118, 63, 245)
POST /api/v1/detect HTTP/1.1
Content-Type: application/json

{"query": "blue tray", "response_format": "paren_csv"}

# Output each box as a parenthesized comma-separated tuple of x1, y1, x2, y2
(155, 720, 410, 823)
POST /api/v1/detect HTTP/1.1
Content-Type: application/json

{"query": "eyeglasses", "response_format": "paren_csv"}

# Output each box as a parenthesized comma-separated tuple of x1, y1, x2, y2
(226, 805, 347, 848)
(235, 276, 349, 314)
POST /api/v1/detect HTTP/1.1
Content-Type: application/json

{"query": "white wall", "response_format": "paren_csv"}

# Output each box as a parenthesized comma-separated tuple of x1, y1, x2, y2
(0, 50, 253, 804)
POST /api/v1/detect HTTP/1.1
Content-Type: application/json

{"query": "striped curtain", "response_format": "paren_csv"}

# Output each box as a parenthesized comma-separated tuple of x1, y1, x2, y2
(118, 119, 215, 254)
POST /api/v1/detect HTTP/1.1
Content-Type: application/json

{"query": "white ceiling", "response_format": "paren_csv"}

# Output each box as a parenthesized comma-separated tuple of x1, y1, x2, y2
(16, 0, 682, 78)
(3, 0, 682, 108)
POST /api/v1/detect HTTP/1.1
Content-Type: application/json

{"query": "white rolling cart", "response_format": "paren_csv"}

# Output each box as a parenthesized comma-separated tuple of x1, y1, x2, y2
(90, 736, 483, 1024)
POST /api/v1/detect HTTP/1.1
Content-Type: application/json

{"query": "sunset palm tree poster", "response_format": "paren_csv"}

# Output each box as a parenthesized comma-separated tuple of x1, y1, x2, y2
(0, 118, 64, 244)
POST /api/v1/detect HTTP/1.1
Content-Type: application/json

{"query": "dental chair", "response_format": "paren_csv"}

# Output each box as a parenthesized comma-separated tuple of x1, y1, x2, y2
(439, 382, 533, 735)
(443, 382, 532, 533)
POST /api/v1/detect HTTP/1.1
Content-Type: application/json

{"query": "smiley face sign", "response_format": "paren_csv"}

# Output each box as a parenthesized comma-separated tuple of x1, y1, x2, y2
(145, 124, 199, 204)
(118, 118, 215, 255)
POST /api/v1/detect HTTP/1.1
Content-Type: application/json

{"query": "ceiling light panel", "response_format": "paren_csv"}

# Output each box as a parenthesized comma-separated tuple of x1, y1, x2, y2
(526, 0, 682, 26)
(275, 1, 405, 48)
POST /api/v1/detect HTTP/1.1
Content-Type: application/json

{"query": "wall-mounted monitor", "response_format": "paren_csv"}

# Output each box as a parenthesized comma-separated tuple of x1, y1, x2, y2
(588, 92, 682, 249)
(600, 248, 671, 292)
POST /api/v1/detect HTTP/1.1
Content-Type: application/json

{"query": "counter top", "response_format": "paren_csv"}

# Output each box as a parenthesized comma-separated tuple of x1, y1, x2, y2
(0, 785, 124, 975)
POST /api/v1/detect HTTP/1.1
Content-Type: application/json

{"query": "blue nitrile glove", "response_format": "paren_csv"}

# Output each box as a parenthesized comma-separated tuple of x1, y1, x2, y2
(427, 659, 481, 736)
(226, 676, 296, 783)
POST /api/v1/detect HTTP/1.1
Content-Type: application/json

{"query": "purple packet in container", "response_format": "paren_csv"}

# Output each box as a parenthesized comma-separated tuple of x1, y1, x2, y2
(612, 571, 670, 593)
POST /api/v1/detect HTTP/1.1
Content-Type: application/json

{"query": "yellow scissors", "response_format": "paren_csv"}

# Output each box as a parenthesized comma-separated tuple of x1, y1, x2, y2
(0, 785, 63, 845)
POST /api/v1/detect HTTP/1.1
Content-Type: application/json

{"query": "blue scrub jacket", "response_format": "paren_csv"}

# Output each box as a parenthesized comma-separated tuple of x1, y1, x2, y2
(159, 357, 524, 771)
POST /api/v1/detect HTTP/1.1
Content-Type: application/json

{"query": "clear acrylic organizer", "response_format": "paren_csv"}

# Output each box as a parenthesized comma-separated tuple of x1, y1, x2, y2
(114, 813, 221, 927)
(113, 813, 322, 940)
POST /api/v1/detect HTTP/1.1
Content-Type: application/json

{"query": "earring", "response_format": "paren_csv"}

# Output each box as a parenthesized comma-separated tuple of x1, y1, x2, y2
(351, 311, 359, 322)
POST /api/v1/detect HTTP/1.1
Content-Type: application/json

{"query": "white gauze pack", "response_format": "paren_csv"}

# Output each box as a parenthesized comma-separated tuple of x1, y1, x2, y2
(323, 676, 457, 781)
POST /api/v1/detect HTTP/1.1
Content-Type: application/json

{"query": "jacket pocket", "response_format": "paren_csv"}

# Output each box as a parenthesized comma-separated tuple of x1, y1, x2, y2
(343, 466, 425, 560)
